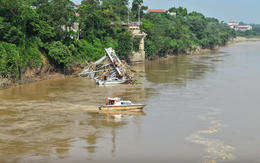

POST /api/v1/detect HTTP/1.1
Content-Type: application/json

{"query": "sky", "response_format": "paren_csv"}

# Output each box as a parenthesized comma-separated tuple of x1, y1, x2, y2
(72, 0, 260, 24)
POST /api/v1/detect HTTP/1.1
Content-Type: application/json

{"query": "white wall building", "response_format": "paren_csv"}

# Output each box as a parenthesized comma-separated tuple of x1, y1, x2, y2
(228, 21, 238, 31)
(238, 25, 252, 31)
(227, 22, 253, 31)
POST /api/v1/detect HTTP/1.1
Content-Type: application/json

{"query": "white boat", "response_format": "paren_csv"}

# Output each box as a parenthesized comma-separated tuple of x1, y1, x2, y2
(95, 77, 125, 85)
(99, 97, 146, 111)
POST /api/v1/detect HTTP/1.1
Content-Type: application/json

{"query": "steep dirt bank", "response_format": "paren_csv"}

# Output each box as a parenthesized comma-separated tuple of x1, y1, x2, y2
(0, 76, 11, 90)
(0, 55, 86, 90)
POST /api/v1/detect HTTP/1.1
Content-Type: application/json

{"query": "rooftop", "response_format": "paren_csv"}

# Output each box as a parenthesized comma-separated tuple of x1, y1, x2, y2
(238, 26, 251, 29)
(72, 4, 80, 9)
(147, 9, 165, 13)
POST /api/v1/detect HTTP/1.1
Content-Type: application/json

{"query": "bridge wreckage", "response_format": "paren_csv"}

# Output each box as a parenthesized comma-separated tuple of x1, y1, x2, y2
(79, 48, 137, 85)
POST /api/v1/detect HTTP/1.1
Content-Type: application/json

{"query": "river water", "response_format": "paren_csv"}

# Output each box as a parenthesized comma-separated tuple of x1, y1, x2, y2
(0, 42, 260, 163)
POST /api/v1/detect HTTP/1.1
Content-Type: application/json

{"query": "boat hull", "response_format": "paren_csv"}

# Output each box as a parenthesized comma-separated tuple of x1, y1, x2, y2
(99, 105, 145, 111)
(95, 79, 125, 85)
(100, 110, 146, 115)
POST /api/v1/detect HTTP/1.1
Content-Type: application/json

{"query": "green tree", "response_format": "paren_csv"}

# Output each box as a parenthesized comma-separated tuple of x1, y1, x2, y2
(0, 42, 19, 77)
(140, 19, 154, 38)
(36, 0, 77, 43)
(168, 7, 188, 17)
(48, 41, 72, 66)
(81, 0, 100, 11)
(144, 38, 156, 56)
(101, 0, 128, 21)
(131, 0, 148, 22)
(115, 31, 133, 58)
(0, 43, 7, 76)
(185, 12, 206, 40)
(0, 0, 24, 16)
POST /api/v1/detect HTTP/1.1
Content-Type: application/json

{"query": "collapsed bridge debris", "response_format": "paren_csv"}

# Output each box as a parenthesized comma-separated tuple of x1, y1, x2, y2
(79, 48, 137, 84)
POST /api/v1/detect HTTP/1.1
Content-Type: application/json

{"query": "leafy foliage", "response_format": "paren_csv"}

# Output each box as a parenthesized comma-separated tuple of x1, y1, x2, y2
(48, 41, 72, 66)
(115, 31, 133, 58)
(0, 42, 19, 77)
(0, 1, 235, 79)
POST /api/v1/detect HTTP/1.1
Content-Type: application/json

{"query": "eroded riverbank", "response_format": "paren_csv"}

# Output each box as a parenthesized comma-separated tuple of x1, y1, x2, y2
(0, 41, 238, 91)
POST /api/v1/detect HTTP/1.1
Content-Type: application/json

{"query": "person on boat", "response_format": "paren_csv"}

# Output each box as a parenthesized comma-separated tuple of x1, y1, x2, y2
(105, 100, 108, 105)
(119, 73, 123, 79)
(112, 100, 115, 105)
(104, 75, 107, 80)
(101, 77, 103, 81)
(113, 59, 118, 67)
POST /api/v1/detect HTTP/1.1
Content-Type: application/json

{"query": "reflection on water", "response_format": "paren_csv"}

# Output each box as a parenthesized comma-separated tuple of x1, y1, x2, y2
(145, 51, 224, 86)
(99, 111, 146, 158)
(101, 111, 146, 122)
(1, 42, 260, 162)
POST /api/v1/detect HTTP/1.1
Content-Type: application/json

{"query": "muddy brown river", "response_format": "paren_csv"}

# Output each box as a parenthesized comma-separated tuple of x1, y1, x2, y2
(1, 42, 260, 163)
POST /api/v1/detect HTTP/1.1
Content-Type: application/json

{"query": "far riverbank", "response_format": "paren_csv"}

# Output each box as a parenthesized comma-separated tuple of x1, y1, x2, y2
(228, 37, 260, 43)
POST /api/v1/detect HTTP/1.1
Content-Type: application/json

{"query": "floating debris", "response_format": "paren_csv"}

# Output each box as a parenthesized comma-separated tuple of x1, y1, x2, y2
(80, 48, 137, 84)
(186, 107, 236, 163)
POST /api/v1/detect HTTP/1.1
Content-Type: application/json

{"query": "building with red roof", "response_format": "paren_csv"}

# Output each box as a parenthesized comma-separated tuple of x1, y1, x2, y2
(227, 21, 238, 30)
(227, 21, 252, 31)
(238, 25, 252, 31)
(72, 4, 80, 9)
(147, 9, 165, 14)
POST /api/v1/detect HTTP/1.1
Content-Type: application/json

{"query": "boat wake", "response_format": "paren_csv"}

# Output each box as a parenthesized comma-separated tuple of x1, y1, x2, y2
(185, 108, 236, 163)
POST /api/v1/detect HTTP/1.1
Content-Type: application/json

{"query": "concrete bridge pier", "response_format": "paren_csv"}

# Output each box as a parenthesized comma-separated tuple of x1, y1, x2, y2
(129, 26, 147, 63)
(139, 36, 145, 51)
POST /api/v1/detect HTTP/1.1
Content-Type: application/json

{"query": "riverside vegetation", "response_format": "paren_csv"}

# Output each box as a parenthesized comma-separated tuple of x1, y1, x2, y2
(0, 0, 237, 88)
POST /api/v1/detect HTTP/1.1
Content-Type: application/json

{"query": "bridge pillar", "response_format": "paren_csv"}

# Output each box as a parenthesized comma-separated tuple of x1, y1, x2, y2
(129, 32, 147, 63)
(139, 37, 145, 51)
(126, 23, 148, 63)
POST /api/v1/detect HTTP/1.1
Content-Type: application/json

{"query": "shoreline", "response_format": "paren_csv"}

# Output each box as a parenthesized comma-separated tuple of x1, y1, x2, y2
(1, 37, 259, 90)
(228, 37, 260, 44)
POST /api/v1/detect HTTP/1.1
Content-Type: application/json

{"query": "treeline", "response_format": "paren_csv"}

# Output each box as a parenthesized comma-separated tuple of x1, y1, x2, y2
(141, 7, 236, 57)
(0, 0, 235, 79)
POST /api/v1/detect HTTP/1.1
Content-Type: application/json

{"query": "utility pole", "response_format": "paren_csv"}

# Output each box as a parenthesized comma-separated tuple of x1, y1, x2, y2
(128, 1, 130, 24)
(138, 4, 140, 23)
(138, 3, 142, 24)
(134, 1, 142, 24)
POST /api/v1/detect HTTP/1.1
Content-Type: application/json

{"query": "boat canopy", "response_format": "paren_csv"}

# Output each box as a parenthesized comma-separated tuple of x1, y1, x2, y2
(107, 97, 121, 101)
